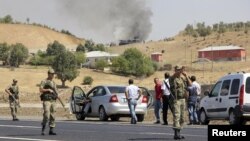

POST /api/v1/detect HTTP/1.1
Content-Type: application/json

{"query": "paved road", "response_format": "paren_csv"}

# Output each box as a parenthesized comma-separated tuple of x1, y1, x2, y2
(0, 119, 207, 141)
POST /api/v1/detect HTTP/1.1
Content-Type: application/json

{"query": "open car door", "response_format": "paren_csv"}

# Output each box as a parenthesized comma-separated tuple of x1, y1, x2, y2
(140, 87, 154, 108)
(70, 86, 86, 114)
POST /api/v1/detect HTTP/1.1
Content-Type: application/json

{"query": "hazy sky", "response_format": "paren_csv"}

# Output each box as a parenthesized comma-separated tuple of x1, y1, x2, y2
(0, 0, 250, 43)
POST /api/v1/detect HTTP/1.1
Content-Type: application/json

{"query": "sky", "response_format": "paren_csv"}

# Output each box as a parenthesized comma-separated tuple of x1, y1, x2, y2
(0, 0, 250, 43)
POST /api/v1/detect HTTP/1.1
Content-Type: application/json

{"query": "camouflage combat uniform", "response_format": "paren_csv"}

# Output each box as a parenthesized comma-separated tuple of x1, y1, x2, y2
(169, 76, 187, 130)
(7, 84, 19, 120)
(40, 78, 57, 135)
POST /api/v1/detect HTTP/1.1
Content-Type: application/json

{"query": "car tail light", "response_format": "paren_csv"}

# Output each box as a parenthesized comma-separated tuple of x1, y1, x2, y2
(239, 84, 244, 107)
(109, 95, 118, 103)
(142, 96, 148, 103)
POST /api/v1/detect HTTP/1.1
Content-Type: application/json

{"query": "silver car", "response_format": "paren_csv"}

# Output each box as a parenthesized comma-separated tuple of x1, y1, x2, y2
(70, 85, 153, 121)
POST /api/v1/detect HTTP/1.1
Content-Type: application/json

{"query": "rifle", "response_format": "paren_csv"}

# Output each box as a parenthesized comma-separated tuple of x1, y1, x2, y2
(44, 85, 67, 111)
(10, 94, 21, 108)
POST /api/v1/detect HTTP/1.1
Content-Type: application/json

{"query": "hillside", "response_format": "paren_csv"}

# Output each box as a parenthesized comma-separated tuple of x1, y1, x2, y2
(108, 31, 250, 83)
(0, 23, 84, 53)
(0, 23, 250, 90)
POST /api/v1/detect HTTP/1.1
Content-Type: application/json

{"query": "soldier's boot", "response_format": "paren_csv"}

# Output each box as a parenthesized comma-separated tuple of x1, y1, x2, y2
(41, 125, 45, 135)
(49, 127, 57, 135)
(178, 129, 185, 139)
(174, 129, 180, 140)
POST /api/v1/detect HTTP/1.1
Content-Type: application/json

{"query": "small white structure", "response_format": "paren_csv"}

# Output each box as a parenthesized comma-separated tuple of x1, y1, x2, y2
(83, 51, 119, 68)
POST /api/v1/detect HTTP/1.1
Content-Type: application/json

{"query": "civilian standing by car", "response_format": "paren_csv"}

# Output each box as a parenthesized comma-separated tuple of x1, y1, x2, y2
(153, 78, 162, 124)
(190, 76, 201, 122)
(161, 72, 172, 125)
(125, 79, 142, 124)
(187, 76, 199, 125)
(169, 65, 192, 140)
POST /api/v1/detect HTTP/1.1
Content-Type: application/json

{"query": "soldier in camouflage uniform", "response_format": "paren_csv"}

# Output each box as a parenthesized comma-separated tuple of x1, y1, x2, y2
(169, 65, 192, 140)
(39, 69, 58, 135)
(5, 79, 20, 121)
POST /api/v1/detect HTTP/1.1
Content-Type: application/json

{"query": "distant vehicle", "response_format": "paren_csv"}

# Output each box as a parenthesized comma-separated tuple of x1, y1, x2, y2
(199, 72, 250, 125)
(118, 38, 141, 46)
(69, 85, 153, 122)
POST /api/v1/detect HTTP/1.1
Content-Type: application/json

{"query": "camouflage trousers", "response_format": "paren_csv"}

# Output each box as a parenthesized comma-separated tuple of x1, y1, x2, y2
(9, 99, 18, 119)
(42, 100, 56, 128)
(172, 98, 186, 130)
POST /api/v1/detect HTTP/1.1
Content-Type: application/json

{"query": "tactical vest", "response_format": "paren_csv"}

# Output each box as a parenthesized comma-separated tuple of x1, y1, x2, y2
(170, 77, 186, 99)
(40, 80, 57, 101)
(9, 85, 19, 99)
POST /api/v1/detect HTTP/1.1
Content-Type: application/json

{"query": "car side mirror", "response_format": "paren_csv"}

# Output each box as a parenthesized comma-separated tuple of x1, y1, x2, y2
(204, 91, 210, 96)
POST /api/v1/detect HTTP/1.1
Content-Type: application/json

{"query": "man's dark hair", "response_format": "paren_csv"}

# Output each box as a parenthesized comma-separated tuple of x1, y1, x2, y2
(190, 76, 196, 82)
(128, 79, 134, 84)
(164, 72, 170, 79)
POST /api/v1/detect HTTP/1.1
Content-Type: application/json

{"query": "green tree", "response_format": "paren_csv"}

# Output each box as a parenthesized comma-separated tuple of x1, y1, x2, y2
(74, 52, 86, 68)
(111, 56, 129, 74)
(83, 76, 93, 85)
(84, 40, 95, 51)
(184, 24, 194, 36)
(0, 43, 10, 65)
(1, 15, 13, 23)
(94, 43, 105, 51)
(111, 48, 155, 77)
(95, 59, 108, 70)
(76, 44, 86, 52)
(52, 51, 79, 87)
(46, 40, 66, 56)
(9, 43, 29, 67)
(218, 22, 226, 34)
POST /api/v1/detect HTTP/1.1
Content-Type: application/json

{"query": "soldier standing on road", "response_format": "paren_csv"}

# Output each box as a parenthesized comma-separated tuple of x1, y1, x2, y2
(125, 79, 142, 124)
(5, 79, 20, 121)
(39, 69, 58, 135)
(169, 65, 192, 140)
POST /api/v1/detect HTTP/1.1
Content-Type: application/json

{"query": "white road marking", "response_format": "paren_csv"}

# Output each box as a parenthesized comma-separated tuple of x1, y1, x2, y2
(0, 136, 59, 141)
(0, 125, 40, 129)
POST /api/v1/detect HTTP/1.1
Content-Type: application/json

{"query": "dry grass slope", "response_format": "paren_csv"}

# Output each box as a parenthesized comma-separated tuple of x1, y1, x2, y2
(0, 23, 84, 53)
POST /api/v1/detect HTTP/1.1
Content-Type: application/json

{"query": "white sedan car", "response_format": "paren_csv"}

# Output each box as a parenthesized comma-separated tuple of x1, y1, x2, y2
(69, 85, 153, 121)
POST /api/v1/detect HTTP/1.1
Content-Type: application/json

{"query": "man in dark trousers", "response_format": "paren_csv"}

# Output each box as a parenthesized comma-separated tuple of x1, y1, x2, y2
(161, 72, 173, 125)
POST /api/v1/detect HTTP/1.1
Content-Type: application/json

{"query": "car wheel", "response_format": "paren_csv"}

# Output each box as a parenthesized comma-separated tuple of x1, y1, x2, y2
(99, 106, 108, 121)
(75, 113, 85, 120)
(228, 109, 245, 125)
(137, 114, 144, 122)
(110, 116, 120, 121)
(199, 109, 209, 125)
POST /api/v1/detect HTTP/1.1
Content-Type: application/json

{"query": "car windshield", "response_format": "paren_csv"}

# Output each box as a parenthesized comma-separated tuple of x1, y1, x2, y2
(108, 86, 126, 94)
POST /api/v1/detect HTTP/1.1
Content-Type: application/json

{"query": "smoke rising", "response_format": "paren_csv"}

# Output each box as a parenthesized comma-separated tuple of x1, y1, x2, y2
(59, 0, 152, 43)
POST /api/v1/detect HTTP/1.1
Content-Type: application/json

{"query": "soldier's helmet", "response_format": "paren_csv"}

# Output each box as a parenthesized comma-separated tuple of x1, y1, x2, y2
(174, 65, 182, 70)
(13, 79, 18, 83)
(48, 68, 55, 74)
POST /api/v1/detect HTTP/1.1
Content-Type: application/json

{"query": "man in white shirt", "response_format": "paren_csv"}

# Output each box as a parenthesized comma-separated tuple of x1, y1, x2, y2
(125, 79, 142, 124)
(190, 75, 201, 124)
(161, 72, 172, 125)
(191, 76, 201, 96)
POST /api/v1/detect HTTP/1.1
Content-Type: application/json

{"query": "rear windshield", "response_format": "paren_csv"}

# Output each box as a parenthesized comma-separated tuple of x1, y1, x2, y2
(246, 77, 250, 93)
(108, 86, 126, 94)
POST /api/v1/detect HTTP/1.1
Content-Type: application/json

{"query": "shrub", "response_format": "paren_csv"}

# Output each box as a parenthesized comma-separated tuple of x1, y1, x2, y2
(83, 76, 93, 85)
